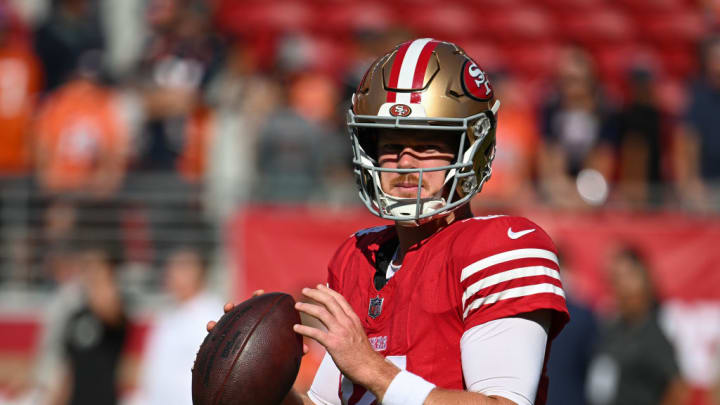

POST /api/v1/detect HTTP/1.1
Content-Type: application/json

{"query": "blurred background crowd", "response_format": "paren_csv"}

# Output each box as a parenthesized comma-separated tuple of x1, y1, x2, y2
(0, 0, 719, 404)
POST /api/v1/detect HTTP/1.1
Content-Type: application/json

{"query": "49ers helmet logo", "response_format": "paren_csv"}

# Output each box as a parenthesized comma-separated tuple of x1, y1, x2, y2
(389, 104, 412, 117)
(461, 60, 493, 101)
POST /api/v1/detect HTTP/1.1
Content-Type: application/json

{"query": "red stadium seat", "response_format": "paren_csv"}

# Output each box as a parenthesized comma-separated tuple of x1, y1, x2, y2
(305, 37, 351, 77)
(315, 2, 394, 35)
(558, 7, 636, 46)
(457, 40, 508, 73)
(593, 43, 662, 82)
(466, 0, 529, 10)
(503, 42, 562, 80)
(484, 7, 556, 43)
(402, 4, 482, 42)
(390, 0, 452, 5)
(215, 1, 314, 36)
(636, 10, 708, 47)
(536, 0, 605, 11)
(658, 46, 698, 79)
(304, 0, 359, 4)
(616, 0, 688, 12)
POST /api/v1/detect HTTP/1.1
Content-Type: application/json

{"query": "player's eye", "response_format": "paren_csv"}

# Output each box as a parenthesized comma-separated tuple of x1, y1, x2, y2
(416, 144, 453, 154)
(378, 143, 452, 156)
(379, 144, 404, 154)
(417, 144, 442, 152)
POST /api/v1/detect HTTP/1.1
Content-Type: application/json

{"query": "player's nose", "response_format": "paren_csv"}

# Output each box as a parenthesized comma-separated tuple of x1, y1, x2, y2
(397, 147, 420, 168)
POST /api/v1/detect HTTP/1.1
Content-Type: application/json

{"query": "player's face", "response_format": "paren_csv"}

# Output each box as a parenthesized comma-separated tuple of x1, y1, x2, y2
(376, 130, 455, 199)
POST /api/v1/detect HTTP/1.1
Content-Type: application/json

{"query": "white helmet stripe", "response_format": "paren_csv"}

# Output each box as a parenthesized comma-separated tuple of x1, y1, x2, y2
(395, 38, 433, 104)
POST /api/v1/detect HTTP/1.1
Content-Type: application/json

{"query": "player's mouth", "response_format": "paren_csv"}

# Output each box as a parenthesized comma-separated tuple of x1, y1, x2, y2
(391, 182, 424, 197)
(395, 182, 419, 189)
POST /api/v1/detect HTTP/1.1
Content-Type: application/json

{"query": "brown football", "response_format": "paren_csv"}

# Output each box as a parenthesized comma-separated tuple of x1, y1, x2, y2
(192, 292, 303, 405)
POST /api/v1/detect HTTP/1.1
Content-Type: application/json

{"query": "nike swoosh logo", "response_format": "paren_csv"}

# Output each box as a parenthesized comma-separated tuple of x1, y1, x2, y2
(507, 227, 535, 239)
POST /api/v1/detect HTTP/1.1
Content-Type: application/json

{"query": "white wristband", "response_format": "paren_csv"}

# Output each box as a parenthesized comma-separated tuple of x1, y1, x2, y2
(381, 370, 436, 405)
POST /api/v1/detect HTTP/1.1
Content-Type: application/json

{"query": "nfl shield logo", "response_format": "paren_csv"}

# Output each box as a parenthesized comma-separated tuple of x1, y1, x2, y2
(368, 296, 384, 319)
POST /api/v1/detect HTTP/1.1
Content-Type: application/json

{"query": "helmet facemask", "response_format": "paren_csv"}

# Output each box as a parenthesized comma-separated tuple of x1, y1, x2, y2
(349, 100, 499, 225)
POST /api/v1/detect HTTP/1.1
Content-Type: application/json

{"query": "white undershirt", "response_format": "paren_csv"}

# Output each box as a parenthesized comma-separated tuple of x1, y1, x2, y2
(460, 312, 550, 405)
(386, 261, 401, 280)
(307, 310, 550, 405)
(386, 249, 401, 280)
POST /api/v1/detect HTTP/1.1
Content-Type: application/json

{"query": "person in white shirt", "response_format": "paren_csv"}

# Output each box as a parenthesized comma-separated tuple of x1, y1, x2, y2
(139, 246, 223, 405)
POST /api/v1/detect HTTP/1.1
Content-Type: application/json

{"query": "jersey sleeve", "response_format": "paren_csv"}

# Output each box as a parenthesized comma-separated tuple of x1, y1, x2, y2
(454, 217, 569, 337)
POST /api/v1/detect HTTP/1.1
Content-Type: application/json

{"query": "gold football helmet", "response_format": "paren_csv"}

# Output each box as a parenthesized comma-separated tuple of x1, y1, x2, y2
(348, 38, 500, 223)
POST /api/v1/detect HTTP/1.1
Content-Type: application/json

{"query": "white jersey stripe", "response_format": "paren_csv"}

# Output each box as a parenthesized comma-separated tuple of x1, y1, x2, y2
(462, 266, 561, 308)
(395, 38, 433, 104)
(460, 248, 559, 283)
(463, 283, 565, 319)
(464, 215, 507, 222)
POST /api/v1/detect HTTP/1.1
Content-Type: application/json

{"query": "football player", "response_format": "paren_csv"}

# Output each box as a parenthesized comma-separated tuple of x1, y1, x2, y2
(211, 38, 569, 405)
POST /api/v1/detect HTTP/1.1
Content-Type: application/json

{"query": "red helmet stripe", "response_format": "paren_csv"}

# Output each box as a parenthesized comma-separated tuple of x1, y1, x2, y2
(410, 40, 439, 103)
(386, 41, 411, 103)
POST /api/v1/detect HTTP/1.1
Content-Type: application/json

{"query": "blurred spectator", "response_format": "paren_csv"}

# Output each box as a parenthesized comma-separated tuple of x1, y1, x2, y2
(538, 47, 617, 208)
(547, 246, 599, 405)
(586, 247, 687, 405)
(615, 67, 666, 208)
(254, 71, 349, 203)
(33, 0, 105, 92)
(33, 57, 129, 198)
(137, 245, 222, 405)
(30, 244, 83, 403)
(132, 0, 224, 174)
(203, 41, 282, 218)
(479, 72, 539, 207)
(51, 242, 127, 405)
(676, 35, 720, 211)
(119, 0, 222, 266)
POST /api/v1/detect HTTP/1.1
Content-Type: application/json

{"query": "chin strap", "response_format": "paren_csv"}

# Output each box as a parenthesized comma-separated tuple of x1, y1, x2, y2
(382, 194, 446, 221)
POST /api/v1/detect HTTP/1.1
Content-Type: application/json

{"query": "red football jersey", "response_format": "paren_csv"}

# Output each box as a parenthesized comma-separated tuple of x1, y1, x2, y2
(327, 215, 569, 405)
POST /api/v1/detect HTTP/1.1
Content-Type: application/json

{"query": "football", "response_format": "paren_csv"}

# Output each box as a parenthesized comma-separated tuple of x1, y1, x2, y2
(192, 292, 303, 405)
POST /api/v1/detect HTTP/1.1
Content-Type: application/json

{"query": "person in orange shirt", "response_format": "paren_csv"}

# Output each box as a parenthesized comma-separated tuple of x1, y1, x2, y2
(34, 72, 129, 198)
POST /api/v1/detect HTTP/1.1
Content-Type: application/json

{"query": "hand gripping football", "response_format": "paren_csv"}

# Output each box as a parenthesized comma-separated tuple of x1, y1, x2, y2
(192, 292, 303, 405)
